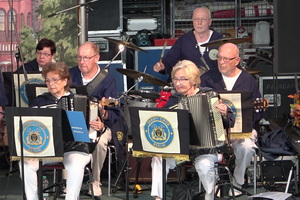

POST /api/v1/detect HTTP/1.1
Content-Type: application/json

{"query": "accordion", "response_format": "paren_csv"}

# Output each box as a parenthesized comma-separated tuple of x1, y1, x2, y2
(58, 94, 99, 130)
(179, 92, 227, 158)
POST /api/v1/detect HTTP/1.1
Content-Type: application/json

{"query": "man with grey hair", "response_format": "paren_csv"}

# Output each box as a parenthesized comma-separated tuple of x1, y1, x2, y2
(70, 41, 120, 199)
(153, 6, 222, 75)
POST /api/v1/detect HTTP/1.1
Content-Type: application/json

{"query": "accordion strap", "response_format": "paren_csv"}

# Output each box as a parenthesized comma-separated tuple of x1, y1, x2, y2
(86, 69, 108, 95)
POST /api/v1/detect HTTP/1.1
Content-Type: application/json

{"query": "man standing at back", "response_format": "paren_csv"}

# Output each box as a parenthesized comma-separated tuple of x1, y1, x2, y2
(16, 38, 56, 72)
(153, 6, 222, 75)
(70, 41, 119, 199)
(201, 42, 262, 196)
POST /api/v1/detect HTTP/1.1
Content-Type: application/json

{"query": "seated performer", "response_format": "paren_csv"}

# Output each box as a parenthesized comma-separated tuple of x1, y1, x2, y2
(151, 60, 235, 200)
(200, 43, 262, 196)
(19, 62, 104, 200)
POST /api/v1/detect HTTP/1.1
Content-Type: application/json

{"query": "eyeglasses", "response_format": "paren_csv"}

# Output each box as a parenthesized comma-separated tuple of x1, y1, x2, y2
(75, 54, 97, 62)
(216, 56, 237, 62)
(193, 18, 210, 22)
(36, 52, 51, 57)
(45, 78, 62, 84)
(172, 78, 189, 83)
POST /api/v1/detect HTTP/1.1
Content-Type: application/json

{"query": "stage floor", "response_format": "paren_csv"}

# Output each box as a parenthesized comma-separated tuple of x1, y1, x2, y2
(0, 160, 298, 200)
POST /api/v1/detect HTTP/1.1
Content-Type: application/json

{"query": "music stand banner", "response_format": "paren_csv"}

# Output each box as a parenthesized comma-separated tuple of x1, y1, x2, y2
(129, 107, 190, 161)
(218, 91, 253, 139)
(6, 107, 64, 161)
(13, 73, 44, 107)
(3, 72, 44, 107)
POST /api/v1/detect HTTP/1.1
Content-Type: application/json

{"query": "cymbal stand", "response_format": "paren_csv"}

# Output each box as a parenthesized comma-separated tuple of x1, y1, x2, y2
(104, 45, 125, 70)
(117, 76, 143, 102)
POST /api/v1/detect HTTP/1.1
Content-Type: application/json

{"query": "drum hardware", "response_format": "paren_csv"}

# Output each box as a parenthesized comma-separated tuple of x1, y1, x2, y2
(103, 37, 148, 53)
(201, 37, 249, 48)
(116, 68, 169, 87)
(244, 67, 262, 75)
(103, 41, 125, 70)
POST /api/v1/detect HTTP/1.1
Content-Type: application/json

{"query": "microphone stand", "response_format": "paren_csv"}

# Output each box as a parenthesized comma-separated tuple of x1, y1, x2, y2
(7, 0, 28, 199)
(47, 0, 99, 18)
(111, 76, 144, 200)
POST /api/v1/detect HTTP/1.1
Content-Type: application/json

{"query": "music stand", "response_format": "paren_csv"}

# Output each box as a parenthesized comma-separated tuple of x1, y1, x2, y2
(26, 84, 88, 106)
(129, 107, 190, 200)
(3, 72, 44, 107)
(5, 107, 90, 199)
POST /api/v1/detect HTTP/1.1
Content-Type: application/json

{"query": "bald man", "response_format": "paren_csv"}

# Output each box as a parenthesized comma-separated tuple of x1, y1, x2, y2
(201, 43, 262, 196)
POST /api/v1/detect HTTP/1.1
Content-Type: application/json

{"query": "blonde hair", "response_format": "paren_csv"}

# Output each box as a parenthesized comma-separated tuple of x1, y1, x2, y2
(171, 60, 201, 86)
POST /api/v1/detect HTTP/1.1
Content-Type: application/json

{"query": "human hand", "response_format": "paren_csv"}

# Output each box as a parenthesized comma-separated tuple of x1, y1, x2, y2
(215, 99, 227, 116)
(153, 62, 165, 72)
(89, 116, 104, 131)
(98, 97, 107, 119)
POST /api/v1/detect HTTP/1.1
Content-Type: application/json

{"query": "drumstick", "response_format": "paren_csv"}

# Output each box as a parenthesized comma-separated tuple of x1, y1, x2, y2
(160, 41, 168, 62)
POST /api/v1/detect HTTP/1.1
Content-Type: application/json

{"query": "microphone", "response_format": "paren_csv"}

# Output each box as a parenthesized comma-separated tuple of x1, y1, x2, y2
(160, 85, 175, 91)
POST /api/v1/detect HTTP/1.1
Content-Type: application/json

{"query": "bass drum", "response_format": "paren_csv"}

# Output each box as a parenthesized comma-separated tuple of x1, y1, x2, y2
(123, 90, 159, 136)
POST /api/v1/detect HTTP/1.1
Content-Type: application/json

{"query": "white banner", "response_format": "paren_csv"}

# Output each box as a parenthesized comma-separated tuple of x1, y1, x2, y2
(14, 116, 55, 157)
(138, 110, 180, 154)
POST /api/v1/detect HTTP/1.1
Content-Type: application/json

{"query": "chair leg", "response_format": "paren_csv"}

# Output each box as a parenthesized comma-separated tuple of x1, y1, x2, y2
(85, 166, 95, 200)
(224, 165, 236, 200)
(253, 153, 257, 194)
(108, 146, 112, 196)
(107, 145, 117, 196)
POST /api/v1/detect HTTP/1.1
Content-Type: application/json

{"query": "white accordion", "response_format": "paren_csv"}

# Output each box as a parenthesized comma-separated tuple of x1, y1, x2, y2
(179, 92, 227, 158)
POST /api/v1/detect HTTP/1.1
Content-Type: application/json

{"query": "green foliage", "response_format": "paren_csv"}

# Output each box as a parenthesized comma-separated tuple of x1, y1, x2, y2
(20, 25, 37, 63)
(20, 0, 79, 67)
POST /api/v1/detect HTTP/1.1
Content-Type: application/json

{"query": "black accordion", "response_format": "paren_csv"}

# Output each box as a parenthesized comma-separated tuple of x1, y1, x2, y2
(58, 94, 99, 127)
(179, 92, 227, 158)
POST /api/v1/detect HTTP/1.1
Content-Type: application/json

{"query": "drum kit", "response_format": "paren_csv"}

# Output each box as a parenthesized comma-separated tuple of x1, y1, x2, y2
(103, 36, 261, 108)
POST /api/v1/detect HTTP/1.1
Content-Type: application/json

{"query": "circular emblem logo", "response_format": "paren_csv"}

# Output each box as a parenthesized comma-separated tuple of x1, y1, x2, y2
(209, 49, 218, 60)
(19, 120, 50, 153)
(144, 116, 174, 148)
(222, 98, 237, 119)
(21, 78, 44, 105)
(117, 131, 124, 141)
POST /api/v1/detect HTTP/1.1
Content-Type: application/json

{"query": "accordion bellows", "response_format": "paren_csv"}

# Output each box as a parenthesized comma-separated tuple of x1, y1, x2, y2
(179, 92, 227, 158)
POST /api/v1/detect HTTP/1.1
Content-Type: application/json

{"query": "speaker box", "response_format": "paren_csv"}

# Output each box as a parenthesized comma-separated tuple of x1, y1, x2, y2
(261, 160, 294, 181)
(274, 0, 300, 74)
(87, 0, 122, 33)
(259, 76, 300, 120)
(88, 36, 123, 61)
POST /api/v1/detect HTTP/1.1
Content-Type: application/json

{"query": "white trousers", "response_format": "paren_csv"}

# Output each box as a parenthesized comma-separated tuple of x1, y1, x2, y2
(151, 154, 221, 200)
(19, 151, 90, 200)
(194, 154, 221, 200)
(150, 156, 176, 199)
(91, 128, 112, 184)
(231, 129, 257, 185)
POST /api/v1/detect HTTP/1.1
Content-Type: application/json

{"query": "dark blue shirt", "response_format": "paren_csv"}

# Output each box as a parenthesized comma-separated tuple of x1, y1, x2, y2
(200, 68, 262, 127)
(70, 65, 120, 128)
(161, 29, 223, 74)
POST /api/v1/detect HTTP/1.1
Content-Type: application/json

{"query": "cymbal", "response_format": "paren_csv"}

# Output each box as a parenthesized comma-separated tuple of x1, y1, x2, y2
(201, 37, 250, 47)
(103, 37, 148, 53)
(245, 67, 261, 75)
(116, 68, 169, 86)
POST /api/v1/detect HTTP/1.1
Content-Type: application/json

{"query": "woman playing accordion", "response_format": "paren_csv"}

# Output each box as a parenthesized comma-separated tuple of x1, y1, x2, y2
(151, 60, 235, 200)
(20, 62, 104, 200)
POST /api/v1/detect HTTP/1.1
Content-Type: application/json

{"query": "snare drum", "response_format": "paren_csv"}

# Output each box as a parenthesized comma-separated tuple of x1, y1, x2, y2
(126, 90, 159, 108)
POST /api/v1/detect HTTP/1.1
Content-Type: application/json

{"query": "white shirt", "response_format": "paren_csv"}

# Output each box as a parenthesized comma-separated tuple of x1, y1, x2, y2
(222, 70, 242, 91)
(81, 67, 100, 86)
